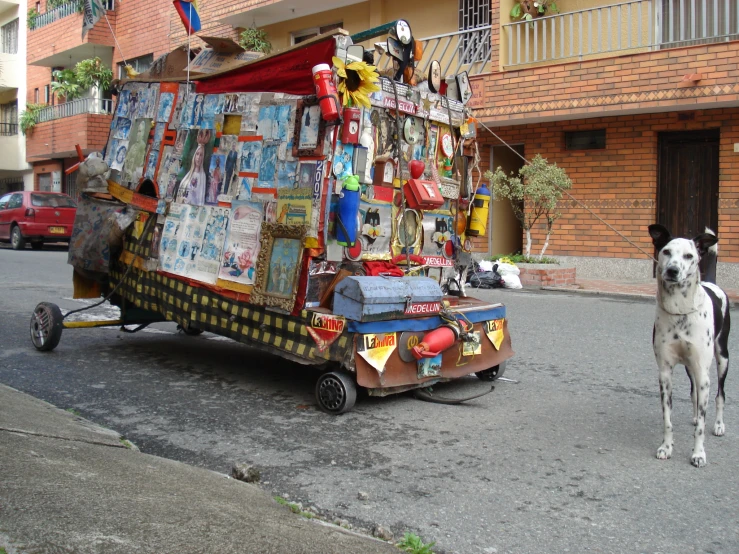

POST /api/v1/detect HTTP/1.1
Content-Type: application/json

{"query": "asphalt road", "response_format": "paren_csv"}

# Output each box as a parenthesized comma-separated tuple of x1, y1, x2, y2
(1, 246, 738, 554)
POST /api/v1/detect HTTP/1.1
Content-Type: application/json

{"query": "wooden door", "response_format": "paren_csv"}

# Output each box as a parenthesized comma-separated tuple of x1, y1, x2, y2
(657, 129, 719, 239)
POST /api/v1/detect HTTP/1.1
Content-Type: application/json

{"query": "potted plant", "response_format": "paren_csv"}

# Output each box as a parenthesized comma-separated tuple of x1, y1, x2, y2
(238, 27, 272, 54)
(485, 153, 572, 260)
(51, 57, 113, 104)
(19, 103, 45, 135)
(510, 0, 560, 21)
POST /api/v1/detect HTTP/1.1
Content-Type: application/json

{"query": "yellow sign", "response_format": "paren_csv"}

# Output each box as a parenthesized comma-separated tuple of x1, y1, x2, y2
(485, 319, 505, 350)
(357, 333, 397, 374)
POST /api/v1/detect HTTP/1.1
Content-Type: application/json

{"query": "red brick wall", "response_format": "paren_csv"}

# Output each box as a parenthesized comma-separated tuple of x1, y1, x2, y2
(112, 0, 173, 69)
(475, 109, 739, 263)
(26, 113, 113, 162)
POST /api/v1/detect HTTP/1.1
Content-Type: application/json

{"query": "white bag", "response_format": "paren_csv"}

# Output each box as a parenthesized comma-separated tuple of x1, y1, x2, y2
(502, 273, 522, 289)
(496, 262, 520, 276)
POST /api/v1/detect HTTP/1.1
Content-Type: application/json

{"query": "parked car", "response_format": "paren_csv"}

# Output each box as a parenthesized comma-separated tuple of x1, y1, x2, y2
(0, 191, 77, 250)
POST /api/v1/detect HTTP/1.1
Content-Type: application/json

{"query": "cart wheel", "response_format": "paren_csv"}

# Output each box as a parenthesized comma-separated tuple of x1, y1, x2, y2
(30, 302, 64, 352)
(177, 324, 204, 336)
(315, 370, 357, 414)
(475, 361, 506, 382)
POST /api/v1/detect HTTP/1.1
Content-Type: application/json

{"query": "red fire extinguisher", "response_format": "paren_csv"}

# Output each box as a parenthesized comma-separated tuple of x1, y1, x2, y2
(311, 63, 341, 122)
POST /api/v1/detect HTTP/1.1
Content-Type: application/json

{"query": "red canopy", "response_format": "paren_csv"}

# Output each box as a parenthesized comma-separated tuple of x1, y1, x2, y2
(195, 37, 336, 96)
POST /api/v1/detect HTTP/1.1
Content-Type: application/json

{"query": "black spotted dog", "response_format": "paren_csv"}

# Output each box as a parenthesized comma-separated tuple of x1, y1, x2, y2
(648, 224, 731, 467)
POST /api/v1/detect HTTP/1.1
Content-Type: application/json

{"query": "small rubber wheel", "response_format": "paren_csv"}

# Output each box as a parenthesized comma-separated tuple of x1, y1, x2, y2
(315, 370, 357, 414)
(30, 302, 64, 351)
(177, 324, 204, 336)
(475, 361, 506, 382)
(31, 242, 43, 250)
(11, 226, 26, 250)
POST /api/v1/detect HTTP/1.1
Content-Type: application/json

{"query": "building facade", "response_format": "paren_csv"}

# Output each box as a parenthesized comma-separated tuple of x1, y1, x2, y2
(23, 0, 739, 278)
(1, 0, 32, 195)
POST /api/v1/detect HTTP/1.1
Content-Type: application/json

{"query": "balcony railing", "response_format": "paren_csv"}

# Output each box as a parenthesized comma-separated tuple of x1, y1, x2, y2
(31, 1, 115, 31)
(0, 122, 18, 136)
(377, 25, 493, 77)
(504, 0, 739, 68)
(36, 98, 114, 124)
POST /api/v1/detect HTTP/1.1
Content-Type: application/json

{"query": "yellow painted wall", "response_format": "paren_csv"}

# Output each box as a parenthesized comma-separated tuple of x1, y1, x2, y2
(500, 0, 651, 71)
(261, 0, 459, 53)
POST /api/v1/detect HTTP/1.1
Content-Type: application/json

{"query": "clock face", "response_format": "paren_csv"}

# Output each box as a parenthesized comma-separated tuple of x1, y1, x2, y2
(441, 133, 454, 157)
(383, 162, 395, 183)
(395, 20, 412, 45)
(428, 60, 441, 93)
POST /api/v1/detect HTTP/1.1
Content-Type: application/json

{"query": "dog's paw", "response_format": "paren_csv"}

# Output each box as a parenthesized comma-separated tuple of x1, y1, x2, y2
(656, 443, 672, 460)
(714, 421, 725, 436)
(693, 416, 698, 426)
(690, 451, 707, 467)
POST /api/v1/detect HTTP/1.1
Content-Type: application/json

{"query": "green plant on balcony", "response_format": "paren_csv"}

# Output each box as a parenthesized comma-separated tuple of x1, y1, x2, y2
(27, 8, 39, 30)
(510, 0, 560, 21)
(47, 0, 85, 13)
(51, 57, 113, 102)
(238, 27, 272, 54)
(19, 103, 45, 136)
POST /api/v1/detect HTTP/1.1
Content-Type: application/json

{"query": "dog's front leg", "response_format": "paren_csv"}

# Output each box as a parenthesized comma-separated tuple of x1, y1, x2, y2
(657, 361, 674, 460)
(690, 367, 710, 467)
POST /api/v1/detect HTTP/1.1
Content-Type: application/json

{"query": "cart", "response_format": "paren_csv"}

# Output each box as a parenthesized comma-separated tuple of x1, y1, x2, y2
(30, 21, 514, 413)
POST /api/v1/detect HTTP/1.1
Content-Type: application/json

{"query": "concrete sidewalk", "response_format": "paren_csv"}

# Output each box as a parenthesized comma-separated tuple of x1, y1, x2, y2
(0, 384, 398, 554)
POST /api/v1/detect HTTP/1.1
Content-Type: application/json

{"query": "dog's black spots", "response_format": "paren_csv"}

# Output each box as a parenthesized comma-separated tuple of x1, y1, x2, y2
(698, 429, 703, 436)
(652, 326, 656, 345)
(674, 334, 679, 340)
(699, 408, 707, 417)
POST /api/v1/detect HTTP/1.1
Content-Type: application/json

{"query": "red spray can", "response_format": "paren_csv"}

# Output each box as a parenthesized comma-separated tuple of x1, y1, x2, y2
(412, 326, 459, 359)
(312, 63, 341, 122)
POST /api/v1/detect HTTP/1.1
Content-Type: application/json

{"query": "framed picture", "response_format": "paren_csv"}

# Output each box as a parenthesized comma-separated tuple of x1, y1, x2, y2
(292, 97, 327, 157)
(250, 223, 307, 311)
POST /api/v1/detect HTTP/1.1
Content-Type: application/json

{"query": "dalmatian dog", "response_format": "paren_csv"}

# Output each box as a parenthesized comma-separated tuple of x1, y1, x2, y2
(648, 224, 730, 467)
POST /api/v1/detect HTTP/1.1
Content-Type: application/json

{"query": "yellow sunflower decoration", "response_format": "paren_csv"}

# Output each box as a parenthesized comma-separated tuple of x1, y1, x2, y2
(332, 56, 381, 109)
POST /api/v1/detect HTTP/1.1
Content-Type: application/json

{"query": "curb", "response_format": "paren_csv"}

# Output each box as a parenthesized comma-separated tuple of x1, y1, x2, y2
(540, 286, 656, 303)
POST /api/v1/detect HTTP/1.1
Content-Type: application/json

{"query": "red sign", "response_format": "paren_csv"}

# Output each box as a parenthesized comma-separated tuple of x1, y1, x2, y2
(404, 301, 442, 316)
(306, 313, 346, 352)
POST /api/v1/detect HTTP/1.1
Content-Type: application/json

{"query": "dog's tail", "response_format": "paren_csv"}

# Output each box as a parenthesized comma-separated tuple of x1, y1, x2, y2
(700, 227, 718, 283)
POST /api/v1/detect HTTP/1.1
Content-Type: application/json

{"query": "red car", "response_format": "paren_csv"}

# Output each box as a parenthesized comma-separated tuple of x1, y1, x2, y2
(0, 191, 77, 250)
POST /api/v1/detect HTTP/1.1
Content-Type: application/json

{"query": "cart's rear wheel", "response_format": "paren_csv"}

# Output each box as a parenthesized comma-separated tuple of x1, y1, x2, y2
(315, 370, 357, 414)
(475, 361, 506, 381)
(30, 302, 63, 352)
(177, 324, 204, 336)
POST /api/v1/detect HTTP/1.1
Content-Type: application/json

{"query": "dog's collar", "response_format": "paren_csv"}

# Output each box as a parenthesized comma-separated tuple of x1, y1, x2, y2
(658, 305, 699, 315)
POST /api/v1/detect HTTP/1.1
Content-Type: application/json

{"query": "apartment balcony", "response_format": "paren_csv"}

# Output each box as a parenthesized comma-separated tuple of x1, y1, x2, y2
(217, 0, 364, 28)
(503, 0, 739, 69)
(0, 50, 21, 91)
(28, 0, 115, 67)
(26, 98, 114, 161)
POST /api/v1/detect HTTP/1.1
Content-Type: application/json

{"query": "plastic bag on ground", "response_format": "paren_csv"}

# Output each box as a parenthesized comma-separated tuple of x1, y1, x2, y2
(502, 273, 522, 289)
(495, 262, 520, 276)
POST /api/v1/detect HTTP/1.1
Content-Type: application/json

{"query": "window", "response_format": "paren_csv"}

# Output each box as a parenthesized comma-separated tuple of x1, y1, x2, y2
(0, 194, 10, 209)
(38, 173, 52, 192)
(31, 193, 76, 208)
(291, 22, 343, 45)
(44, 85, 50, 104)
(565, 129, 606, 151)
(34, 88, 39, 103)
(7, 194, 23, 209)
(1, 19, 18, 55)
(458, 0, 490, 64)
(118, 53, 154, 79)
(0, 101, 18, 136)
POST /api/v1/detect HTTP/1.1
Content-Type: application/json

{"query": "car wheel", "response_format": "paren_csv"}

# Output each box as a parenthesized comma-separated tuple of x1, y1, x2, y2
(11, 226, 25, 250)
(30, 302, 64, 351)
(31, 242, 43, 250)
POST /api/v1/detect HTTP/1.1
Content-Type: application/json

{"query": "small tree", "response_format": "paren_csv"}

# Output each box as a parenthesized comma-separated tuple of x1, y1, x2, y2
(485, 154, 572, 260)
(51, 57, 112, 101)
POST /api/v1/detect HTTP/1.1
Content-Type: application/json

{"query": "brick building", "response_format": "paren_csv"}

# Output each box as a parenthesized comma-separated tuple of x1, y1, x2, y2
(23, 0, 739, 278)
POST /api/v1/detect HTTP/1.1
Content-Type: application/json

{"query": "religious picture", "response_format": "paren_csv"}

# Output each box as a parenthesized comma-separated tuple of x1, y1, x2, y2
(266, 237, 301, 296)
(114, 118, 132, 140)
(236, 177, 255, 200)
(189, 94, 205, 128)
(257, 105, 276, 140)
(239, 140, 262, 174)
(144, 149, 159, 180)
(190, 206, 231, 284)
(206, 154, 225, 205)
(218, 200, 262, 285)
(121, 118, 151, 185)
(157, 92, 174, 122)
(115, 90, 130, 118)
(258, 144, 278, 188)
(174, 128, 214, 206)
(298, 104, 320, 149)
(276, 161, 298, 188)
(110, 140, 128, 171)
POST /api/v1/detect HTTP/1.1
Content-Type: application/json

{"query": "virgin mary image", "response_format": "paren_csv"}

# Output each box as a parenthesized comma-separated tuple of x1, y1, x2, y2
(175, 129, 211, 206)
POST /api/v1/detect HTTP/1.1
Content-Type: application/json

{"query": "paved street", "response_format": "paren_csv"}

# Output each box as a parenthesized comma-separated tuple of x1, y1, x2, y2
(1, 247, 738, 554)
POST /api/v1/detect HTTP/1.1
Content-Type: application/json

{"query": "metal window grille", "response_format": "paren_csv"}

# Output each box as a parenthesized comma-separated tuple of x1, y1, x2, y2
(661, 0, 739, 48)
(65, 171, 79, 201)
(459, 0, 490, 63)
(1, 18, 18, 54)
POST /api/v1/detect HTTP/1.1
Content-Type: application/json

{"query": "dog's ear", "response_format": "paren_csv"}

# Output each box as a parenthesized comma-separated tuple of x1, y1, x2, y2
(648, 224, 672, 252)
(693, 232, 718, 257)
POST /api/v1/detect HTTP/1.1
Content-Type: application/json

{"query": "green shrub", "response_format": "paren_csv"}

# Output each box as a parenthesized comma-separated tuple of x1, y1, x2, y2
(490, 253, 559, 265)
(19, 103, 45, 135)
